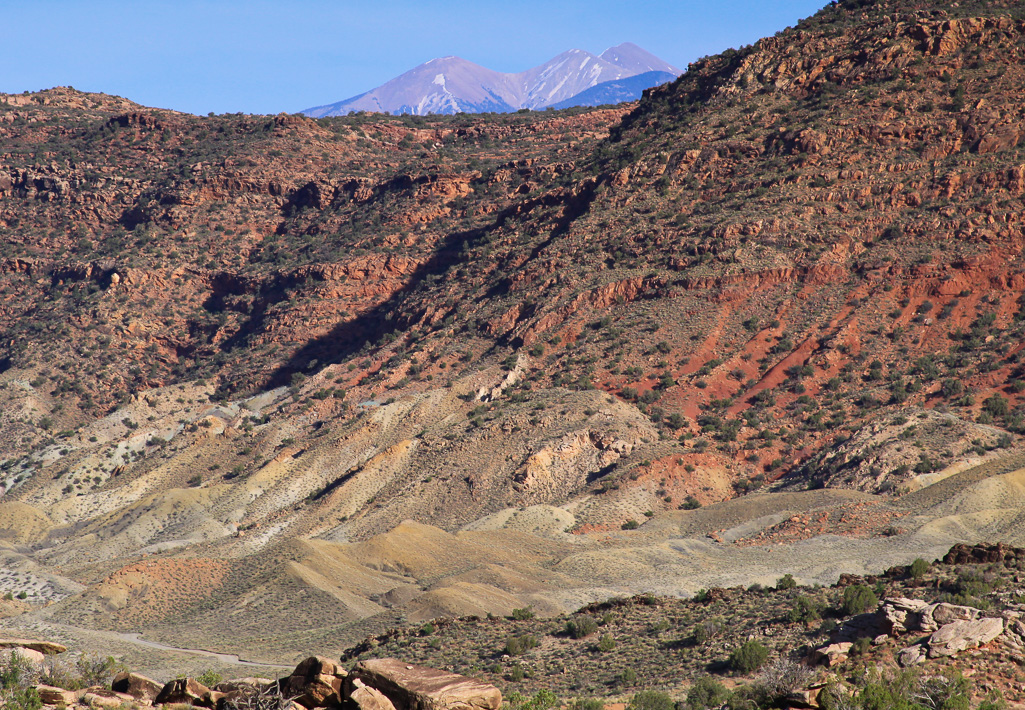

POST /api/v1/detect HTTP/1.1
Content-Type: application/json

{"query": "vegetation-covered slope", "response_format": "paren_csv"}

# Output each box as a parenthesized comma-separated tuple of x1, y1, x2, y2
(2, 0, 1025, 686)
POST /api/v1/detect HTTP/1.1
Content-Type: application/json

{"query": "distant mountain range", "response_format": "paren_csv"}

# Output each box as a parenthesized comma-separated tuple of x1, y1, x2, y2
(548, 70, 678, 110)
(302, 42, 681, 117)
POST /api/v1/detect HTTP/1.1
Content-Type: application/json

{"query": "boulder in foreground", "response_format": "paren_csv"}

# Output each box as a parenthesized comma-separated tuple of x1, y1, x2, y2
(351, 658, 502, 710)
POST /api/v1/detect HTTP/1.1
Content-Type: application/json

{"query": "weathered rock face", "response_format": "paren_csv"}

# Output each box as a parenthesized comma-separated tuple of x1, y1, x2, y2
(40, 656, 501, 710)
(351, 658, 502, 710)
(111, 671, 163, 702)
(0, 638, 67, 654)
(943, 543, 1025, 566)
(882, 597, 982, 635)
(279, 656, 348, 709)
(35, 684, 78, 706)
(809, 642, 852, 667)
(821, 595, 1012, 667)
(154, 677, 212, 706)
(927, 617, 1005, 658)
(82, 687, 137, 708)
(350, 677, 400, 710)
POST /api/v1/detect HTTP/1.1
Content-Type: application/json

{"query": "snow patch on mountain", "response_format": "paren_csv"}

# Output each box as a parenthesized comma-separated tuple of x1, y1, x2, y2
(302, 42, 681, 117)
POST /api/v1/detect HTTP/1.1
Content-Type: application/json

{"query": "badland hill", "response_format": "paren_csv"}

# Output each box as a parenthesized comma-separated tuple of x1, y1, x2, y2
(1, 0, 1025, 698)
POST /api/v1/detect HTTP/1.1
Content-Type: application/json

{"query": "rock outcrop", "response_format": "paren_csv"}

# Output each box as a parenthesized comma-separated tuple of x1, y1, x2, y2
(925, 617, 1005, 658)
(814, 596, 1015, 668)
(111, 672, 164, 703)
(349, 659, 502, 710)
(279, 656, 348, 709)
(27, 655, 502, 710)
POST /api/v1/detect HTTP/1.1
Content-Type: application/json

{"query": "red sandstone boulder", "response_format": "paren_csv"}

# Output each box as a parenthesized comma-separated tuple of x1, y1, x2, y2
(112, 671, 163, 702)
(350, 658, 501, 710)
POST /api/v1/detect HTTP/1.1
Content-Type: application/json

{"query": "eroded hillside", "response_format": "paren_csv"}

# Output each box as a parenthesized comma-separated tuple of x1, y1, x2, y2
(2, 0, 1025, 670)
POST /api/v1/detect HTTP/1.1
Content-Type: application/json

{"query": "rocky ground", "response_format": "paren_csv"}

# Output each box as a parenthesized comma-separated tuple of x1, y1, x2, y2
(2, 544, 1024, 709)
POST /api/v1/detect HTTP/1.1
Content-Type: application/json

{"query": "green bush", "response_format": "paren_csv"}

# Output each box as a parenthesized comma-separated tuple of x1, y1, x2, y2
(686, 676, 730, 709)
(680, 496, 701, 510)
(595, 633, 617, 652)
(0, 650, 42, 710)
(75, 654, 125, 687)
(910, 558, 929, 580)
(508, 689, 558, 710)
(505, 634, 539, 656)
(570, 699, 604, 710)
(0, 687, 41, 710)
(788, 595, 823, 624)
(196, 670, 223, 688)
(565, 616, 598, 639)
(776, 573, 797, 591)
(692, 619, 721, 645)
(729, 640, 769, 674)
(820, 668, 975, 710)
(841, 584, 879, 616)
(511, 606, 535, 620)
(617, 668, 638, 686)
(851, 637, 872, 657)
(628, 690, 675, 710)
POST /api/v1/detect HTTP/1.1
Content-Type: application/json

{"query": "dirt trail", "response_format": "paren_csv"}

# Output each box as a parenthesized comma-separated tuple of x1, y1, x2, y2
(110, 632, 287, 669)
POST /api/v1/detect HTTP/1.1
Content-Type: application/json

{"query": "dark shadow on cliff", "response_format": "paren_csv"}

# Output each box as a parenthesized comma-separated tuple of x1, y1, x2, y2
(232, 174, 607, 396)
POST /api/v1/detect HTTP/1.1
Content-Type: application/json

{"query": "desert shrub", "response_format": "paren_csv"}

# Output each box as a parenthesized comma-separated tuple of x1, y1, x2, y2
(983, 394, 1009, 417)
(622, 520, 640, 530)
(505, 634, 539, 656)
(0, 651, 41, 710)
(565, 616, 598, 639)
(0, 650, 37, 690)
(508, 689, 558, 710)
(628, 690, 675, 710)
(910, 558, 929, 580)
(617, 668, 638, 686)
(758, 658, 815, 700)
(569, 700, 604, 710)
(788, 595, 824, 623)
(197, 670, 224, 688)
(0, 687, 41, 710)
(847, 668, 973, 710)
(692, 619, 721, 645)
(38, 657, 82, 690)
(686, 676, 730, 709)
(729, 640, 769, 674)
(841, 584, 879, 616)
(595, 633, 617, 652)
(511, 606, 535, 620)
(225, 688, 299, 708)
(776, 573, 797, 591)
(75, 654, 125, 688)
(851, 637, 872, 657)
(680, 496, 701, 510)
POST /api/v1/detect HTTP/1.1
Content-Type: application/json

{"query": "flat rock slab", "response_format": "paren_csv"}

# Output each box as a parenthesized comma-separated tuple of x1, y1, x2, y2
(0, 638, 67, 654)
(352, 658, 501, 710)
(34, 684, 78, 706)
(928, 617, 1004, 657)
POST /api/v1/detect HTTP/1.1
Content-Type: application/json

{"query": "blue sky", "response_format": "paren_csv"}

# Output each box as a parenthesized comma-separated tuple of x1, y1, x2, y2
(4, 1, 828, 115)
